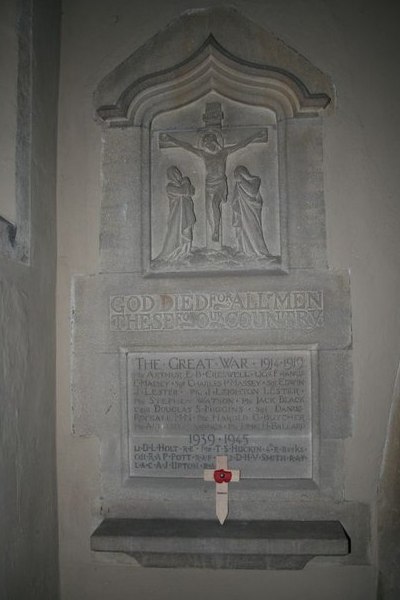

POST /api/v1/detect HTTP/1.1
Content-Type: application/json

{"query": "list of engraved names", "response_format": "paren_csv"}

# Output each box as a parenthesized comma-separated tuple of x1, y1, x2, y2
(127, 349, 314, 479)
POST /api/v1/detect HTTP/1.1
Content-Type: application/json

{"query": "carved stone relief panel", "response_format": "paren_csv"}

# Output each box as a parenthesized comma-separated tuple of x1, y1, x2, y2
(95, 26, 333, 274)
(149, 96, 284, 274)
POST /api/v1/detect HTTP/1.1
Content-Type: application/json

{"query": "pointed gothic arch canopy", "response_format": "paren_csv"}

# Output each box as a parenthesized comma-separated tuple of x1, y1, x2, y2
(94, 8, 334, 127)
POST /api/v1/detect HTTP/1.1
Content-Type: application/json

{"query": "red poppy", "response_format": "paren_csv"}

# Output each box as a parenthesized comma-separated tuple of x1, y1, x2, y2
(213, 469, 232, 483)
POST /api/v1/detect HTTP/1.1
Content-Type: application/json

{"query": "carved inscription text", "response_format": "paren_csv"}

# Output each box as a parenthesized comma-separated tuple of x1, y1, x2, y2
(127, 349, 314, 478)
(110, 290, 324, 332)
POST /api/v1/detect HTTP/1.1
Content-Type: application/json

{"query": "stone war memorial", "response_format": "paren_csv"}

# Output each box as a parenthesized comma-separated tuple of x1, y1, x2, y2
(72, 8, 369, 569)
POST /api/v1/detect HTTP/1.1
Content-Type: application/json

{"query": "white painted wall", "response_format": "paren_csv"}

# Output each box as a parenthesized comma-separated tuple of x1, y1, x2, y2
(57, 1, 400, 598)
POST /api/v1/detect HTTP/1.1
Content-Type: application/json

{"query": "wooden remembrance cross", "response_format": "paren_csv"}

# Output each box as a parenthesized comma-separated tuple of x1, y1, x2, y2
(204, 456, 240, 525)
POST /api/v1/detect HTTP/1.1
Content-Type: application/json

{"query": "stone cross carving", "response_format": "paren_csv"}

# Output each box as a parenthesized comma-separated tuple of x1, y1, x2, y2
(204, 456, 240, 525)
(159, 102, 267, 248)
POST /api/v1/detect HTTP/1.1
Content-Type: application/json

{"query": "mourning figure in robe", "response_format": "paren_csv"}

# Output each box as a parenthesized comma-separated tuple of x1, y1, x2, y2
(157, 166, 196, 261)
(231, 165, 270, 257)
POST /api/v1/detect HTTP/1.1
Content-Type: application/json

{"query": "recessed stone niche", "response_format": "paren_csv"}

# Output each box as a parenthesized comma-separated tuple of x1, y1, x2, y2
(72, 8, 369, 569)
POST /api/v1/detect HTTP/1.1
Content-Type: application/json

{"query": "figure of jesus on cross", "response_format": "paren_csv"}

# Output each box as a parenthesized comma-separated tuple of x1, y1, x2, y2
(159, 103, 268, 247)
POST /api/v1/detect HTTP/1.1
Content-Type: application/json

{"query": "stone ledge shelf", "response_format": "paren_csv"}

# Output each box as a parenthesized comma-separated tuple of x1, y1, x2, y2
(91, 519, 350, 570)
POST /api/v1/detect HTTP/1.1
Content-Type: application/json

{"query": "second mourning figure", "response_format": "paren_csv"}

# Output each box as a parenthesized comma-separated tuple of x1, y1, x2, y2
(156, 166, 196, 261)
(231, 166, 270, 257)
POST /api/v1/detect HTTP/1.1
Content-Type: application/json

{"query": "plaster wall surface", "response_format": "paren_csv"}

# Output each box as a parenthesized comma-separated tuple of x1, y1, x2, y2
(57, 1, 400, 599)
(0, 0, 60, 598)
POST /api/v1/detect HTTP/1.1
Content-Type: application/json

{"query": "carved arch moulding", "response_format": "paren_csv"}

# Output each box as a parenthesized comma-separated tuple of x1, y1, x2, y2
(94, 8, 335, 276)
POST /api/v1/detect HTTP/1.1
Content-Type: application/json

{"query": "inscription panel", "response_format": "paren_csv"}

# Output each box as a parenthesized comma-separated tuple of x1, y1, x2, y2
(126, 349, 316, 479)
(111, 290, 324, 332)
(72, 270, 351, 353)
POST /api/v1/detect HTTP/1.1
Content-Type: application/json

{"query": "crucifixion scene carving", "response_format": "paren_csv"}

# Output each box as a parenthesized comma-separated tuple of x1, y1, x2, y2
(151, 101, 281, 272)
